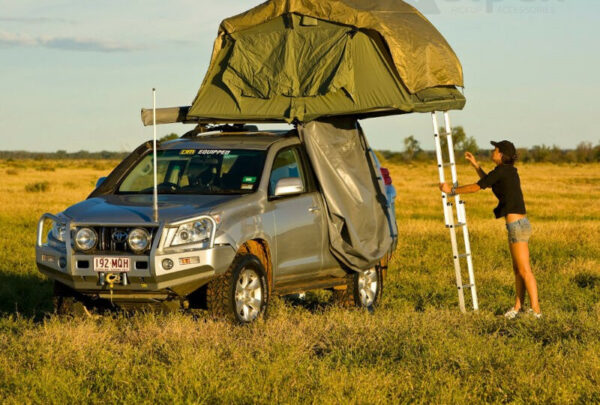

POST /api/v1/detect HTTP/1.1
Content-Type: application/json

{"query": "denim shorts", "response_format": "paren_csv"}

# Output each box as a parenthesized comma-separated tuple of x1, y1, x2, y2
(506, 217, 532, 244)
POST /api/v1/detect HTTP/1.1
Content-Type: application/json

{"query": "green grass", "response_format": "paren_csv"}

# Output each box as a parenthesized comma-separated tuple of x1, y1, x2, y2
(0, 160, 599, 403)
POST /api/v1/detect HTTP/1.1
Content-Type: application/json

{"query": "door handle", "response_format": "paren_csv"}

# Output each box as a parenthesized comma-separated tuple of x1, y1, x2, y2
(308, 206, 321, 213)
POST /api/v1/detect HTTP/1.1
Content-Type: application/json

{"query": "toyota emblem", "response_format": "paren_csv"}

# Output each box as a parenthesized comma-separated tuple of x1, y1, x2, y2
(112, 230, 128, 243)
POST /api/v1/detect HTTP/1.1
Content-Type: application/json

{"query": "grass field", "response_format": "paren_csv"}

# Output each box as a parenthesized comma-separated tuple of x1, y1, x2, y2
(0, 158, 599, 403)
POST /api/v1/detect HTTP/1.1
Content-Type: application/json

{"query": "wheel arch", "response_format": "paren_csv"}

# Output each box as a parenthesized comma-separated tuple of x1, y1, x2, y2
(237, 239, 273, 294)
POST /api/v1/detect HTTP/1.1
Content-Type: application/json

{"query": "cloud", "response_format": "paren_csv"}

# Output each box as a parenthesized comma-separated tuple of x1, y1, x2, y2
(0, 17, 76, 24)
(0, 32, 144, 52)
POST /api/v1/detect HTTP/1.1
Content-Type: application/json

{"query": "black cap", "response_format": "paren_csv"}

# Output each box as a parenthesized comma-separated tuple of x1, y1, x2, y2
(491, 140, 517, 159)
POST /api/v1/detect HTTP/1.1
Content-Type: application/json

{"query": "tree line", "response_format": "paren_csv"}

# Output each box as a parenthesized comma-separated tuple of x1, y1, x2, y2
(1, 130, 599, 163)
(380, 127, 600, 164)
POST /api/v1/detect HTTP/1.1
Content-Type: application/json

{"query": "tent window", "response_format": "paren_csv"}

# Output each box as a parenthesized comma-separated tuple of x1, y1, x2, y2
(300, 16, 318, 26)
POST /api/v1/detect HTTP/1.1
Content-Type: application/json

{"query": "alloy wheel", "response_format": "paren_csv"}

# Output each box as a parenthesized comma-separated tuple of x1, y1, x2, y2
(234, 268, 263, 322)
(357, 268, 378, 307)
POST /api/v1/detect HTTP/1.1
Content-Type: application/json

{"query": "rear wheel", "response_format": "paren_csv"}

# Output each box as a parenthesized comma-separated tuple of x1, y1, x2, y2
(206, 254, 268, 323)
(332, 266, 383, 310)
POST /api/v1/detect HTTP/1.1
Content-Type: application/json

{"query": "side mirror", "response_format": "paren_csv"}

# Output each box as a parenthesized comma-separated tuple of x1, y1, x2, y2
(95, 177, 107, 189)
(274, 177, 304, 197)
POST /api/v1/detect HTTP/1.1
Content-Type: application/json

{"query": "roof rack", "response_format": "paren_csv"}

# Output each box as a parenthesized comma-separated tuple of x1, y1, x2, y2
(181, 124, 260, 138)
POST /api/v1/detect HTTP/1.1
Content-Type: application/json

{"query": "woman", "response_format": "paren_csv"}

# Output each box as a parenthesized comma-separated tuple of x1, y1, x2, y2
(439, 140, 541, 319)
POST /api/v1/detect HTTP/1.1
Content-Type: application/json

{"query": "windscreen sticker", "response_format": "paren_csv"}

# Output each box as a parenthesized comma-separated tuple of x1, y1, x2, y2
(197, 149, 230, 155)
(242, 176, 257, 183)
(241, 184, 253, 190)
(179, 149, 196, 155)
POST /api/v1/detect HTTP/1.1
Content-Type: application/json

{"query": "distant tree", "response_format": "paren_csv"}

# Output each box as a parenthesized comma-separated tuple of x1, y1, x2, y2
(516, 148, 530, 163)
(379, 150, 404, 164)
(439, 126, 478, 155)
(159, 133, 179, 142)
(530, 144, 565, 163)
(461, 136, 479, 155)
(575, 142, 594, 163)
(403, 135, 421, 160)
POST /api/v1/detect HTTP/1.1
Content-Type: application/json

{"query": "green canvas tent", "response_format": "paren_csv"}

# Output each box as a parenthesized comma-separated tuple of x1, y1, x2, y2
(185, 0, 466, 124)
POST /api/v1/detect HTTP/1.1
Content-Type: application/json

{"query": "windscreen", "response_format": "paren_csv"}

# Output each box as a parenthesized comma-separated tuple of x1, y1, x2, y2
(118, 149, 265, 194)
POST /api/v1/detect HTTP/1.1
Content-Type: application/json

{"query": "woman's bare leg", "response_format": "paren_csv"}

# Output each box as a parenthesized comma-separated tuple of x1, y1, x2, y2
(509, 242, 540, 314)
(511, 249, 526, 311)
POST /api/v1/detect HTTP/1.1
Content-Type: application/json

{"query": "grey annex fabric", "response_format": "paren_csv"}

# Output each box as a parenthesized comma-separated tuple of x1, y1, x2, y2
(299, 118, 393, 271)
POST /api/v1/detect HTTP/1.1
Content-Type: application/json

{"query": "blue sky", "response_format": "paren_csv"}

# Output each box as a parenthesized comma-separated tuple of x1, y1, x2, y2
(0, 0, 598, 152)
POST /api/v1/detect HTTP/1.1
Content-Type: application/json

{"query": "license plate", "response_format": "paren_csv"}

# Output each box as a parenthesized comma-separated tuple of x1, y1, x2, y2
(94, 257, 130, 272)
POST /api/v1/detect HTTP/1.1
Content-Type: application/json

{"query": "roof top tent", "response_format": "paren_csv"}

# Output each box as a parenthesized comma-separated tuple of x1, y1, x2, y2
(187, 0, 465, 124)
(140, 0, 467, 274)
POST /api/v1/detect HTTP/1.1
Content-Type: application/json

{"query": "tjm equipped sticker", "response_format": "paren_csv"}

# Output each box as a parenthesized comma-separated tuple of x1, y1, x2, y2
(197, 149, 231, 155)
(242, 176, 257, 183)
(179, 149, 196, 155)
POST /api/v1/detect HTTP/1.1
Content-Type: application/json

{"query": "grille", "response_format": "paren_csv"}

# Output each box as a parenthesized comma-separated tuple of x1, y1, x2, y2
(74, 226, 157, 255)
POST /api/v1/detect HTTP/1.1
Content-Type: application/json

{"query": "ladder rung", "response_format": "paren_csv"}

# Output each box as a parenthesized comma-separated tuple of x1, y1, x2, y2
(462, 284, 475, 289)
(458, 253, 471, 258)
(443, 162, 454, 167)
(446, 223, 467, 229)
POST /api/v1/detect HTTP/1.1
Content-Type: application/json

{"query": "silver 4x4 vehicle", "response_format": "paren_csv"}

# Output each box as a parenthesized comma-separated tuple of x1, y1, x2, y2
(36, 127, 396, 322)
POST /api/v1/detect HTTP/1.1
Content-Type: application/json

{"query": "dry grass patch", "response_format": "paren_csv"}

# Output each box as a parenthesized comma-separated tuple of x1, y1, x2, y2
(0, 159, 599, 402)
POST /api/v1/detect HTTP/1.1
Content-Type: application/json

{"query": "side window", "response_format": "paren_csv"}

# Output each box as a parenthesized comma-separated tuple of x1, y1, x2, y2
(269, 148, 306, 196)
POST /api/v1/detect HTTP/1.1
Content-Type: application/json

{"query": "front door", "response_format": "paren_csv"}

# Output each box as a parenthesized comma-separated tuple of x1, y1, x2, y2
(268, 147, 325, 283)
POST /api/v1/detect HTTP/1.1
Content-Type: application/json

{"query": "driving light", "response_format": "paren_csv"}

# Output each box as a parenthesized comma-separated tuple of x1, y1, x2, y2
(75, 227, 97, 251)
(170, 218, 213, 247)
(127, 228, 151, 253)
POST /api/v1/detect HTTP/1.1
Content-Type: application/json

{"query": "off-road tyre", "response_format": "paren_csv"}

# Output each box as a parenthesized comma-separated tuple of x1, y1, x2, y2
(53, 281, 93, 317)
(332, 265, 384, 310)
(206, 254, 269, 324)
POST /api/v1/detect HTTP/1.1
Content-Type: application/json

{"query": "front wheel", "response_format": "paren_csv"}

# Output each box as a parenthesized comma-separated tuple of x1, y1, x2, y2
(332, 266, 383, 310)
(206, 254, 268, 323)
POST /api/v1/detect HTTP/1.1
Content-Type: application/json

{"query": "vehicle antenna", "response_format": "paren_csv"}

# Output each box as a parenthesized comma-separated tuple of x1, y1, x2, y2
(152, 88, 159, 223)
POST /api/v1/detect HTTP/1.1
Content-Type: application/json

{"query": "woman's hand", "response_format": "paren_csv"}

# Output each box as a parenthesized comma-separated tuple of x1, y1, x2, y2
(439, 182, 452, 194)
(465, 152, 479, 168)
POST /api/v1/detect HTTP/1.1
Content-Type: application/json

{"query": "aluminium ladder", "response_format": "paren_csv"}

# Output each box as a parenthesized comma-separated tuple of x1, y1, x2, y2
(431, 111, 479, 313)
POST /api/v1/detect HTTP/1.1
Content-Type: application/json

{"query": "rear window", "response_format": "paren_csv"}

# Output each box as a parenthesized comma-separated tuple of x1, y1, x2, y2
(118, 149, 266, 195)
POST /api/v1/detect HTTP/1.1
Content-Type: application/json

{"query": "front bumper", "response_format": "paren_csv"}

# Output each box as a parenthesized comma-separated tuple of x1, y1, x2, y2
(36, 244, 235, 294)
(35, 214, 236, 299)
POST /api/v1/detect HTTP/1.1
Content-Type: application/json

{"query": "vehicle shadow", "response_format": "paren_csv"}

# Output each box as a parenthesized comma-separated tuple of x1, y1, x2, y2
(0, 270, 54, 320)
(281, 292, 336, 313)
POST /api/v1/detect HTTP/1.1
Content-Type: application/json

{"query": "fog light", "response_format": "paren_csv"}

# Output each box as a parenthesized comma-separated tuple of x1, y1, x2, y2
(162, 258, 174, 270)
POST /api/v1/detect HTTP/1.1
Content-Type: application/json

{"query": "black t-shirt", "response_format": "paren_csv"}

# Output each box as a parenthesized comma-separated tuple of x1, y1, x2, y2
(477, 164, 526, 219)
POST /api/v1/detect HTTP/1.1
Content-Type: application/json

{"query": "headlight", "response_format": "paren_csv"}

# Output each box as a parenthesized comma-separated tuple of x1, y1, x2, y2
(168, 218, 214, 248)
(50, 221, 67, 242)
(128, 228, 151, 253)
(75, 227, 97, 251)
